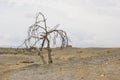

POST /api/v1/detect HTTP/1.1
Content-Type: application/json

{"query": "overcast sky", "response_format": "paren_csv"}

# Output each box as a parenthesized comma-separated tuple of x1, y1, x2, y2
(0, 0, 120, 48)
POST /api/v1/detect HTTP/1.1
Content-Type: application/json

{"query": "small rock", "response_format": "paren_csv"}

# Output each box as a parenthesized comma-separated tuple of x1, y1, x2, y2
(81, 77, 84, 79)
(16, 63, 19, 65)
(105, 62, 108, 64)
(101, 74, 105, 77)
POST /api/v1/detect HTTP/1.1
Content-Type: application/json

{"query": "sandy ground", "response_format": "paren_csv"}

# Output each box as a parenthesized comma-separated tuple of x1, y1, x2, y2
(0, 48, 120, 80)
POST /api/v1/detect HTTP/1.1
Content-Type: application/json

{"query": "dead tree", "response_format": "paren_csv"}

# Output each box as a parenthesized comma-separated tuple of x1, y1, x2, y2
(21, 12, 69, 64)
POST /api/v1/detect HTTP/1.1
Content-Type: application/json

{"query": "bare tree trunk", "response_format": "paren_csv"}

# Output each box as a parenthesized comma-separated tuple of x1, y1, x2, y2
(40, 39, 45, 51)
(48, 48, 52, 63)
(46, 38, 53, 64)
(38, 52, 46, 64)
(20, 12, 69, 64)
(37, 48, 46, 64)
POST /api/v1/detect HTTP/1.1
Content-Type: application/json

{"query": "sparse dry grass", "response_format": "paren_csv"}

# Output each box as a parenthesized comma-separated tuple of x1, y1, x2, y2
(0, 48, 120, 80)
(53, 55, 76, 61)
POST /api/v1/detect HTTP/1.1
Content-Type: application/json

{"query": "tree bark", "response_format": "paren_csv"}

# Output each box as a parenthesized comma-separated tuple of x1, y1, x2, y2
(46, 38, 53, 64)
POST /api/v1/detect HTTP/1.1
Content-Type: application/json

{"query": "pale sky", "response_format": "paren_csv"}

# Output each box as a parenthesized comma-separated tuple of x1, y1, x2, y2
(0, 0, 120, 48)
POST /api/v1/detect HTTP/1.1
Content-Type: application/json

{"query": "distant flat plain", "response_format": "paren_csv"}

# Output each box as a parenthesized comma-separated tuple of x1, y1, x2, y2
(0, 48, 120, 80)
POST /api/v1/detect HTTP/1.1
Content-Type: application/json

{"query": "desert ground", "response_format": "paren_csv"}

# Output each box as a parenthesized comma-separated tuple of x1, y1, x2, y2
(0, 47, 120, 80)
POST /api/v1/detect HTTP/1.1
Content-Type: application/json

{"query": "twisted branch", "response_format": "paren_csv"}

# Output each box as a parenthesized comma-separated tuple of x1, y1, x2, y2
(20, 12, 69, 64)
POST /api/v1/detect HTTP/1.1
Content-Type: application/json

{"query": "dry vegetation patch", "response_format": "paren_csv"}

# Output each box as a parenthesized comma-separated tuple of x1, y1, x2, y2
(0, 48, 120, 80)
